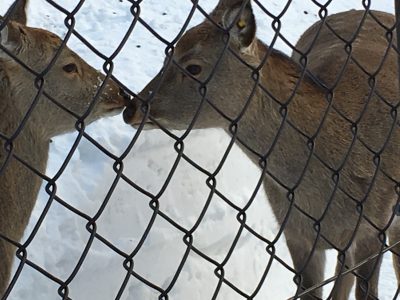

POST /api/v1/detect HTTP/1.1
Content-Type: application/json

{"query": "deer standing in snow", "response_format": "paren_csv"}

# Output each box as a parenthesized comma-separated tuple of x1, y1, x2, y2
(0, 0, 129, 296)
(124, 0, 400, 299)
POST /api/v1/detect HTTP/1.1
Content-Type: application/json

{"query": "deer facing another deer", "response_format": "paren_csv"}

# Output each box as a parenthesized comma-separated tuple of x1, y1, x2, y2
(0, 0, 129, 297)
(124, 0, 400, 299)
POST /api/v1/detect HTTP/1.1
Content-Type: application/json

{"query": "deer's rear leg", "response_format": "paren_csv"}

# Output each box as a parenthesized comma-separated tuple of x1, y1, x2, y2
(286, 238, 325, 300)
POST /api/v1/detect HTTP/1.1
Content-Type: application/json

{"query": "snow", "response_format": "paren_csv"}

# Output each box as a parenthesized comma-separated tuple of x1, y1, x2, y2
(0, 0, 397, 299)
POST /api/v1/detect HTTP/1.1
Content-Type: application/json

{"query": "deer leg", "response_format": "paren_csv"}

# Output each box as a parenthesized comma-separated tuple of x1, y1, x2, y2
(330, 252, 354, 300)
(286, 238, 325, 300)
(388, 223, 400, 284)
(0, 239, 14, 298)
(353, 235, 383, 300)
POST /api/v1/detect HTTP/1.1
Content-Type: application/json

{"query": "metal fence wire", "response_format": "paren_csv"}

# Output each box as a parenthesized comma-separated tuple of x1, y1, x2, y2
(1, 0, 400, 299)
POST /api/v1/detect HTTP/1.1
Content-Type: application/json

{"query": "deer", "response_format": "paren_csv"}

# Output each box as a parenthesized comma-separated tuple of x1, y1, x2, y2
(0, 0, 130, 297)
(123, 0, 400, 299)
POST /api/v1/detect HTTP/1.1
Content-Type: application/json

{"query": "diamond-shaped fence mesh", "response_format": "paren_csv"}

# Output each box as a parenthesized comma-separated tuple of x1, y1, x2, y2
(0, 0, 400, 299)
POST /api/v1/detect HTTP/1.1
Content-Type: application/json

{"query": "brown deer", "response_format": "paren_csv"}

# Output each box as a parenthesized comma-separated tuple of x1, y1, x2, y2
(0, 0, 129, 296)
(123, 0, 400, 299)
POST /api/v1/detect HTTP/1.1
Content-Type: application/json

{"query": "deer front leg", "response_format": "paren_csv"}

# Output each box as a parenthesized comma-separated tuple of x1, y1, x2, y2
(388, 222, 400, 283)
(286, 237, 326, 300)
(0, 239, 15, 298)
(330, 252, 354, 300)
(353, 234, 383, 300)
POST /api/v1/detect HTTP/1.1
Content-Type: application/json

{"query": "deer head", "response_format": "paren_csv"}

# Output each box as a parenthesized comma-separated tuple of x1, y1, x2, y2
(1, 2, 130, 137)
(123, 0, 262, 131)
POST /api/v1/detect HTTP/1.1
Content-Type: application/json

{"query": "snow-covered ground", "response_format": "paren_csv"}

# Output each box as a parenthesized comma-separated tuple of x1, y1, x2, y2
(0, 0, 397, 299)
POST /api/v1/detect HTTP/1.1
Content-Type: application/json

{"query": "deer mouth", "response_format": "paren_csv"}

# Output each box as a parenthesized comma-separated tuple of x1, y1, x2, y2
(103, 101, 126, 117)
(103, 87, 132, 115)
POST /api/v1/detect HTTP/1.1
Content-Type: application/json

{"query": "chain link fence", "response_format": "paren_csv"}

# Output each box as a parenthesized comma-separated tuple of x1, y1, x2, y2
(0, 0, 400, 299)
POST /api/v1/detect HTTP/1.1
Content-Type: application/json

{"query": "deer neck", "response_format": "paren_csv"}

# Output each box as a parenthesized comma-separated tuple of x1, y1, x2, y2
(233, 47, 327, 187)
(0, 105, 50, 174)
(0, 64, 50, 173)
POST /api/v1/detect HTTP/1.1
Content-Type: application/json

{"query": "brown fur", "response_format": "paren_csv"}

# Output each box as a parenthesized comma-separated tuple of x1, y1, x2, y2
(0, 1, 129, 296)
(124, 1, 399, 299)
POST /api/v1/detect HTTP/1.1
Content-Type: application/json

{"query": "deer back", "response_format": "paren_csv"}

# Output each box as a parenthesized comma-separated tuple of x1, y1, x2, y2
(292, 11, 400, 195)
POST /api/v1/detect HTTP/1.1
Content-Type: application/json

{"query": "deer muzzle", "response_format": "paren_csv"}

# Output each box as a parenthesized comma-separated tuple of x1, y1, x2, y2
(100, 85, 132, 117)
(123, 97, 156, 128)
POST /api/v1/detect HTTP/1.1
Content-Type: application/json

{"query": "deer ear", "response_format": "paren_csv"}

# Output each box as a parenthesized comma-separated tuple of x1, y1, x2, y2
(221, 1, 256, 49)
(1, 21, 25, 55)
(5, 0, 28, 25)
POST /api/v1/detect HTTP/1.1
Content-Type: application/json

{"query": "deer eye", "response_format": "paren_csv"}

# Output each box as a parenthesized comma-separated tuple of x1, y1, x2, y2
(63, 63, 78, 73)
(185, 64, 202, 76)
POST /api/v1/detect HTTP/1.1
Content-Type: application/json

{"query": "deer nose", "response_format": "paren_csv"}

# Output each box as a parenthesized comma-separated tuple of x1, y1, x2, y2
(123, 101, 137, 124)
